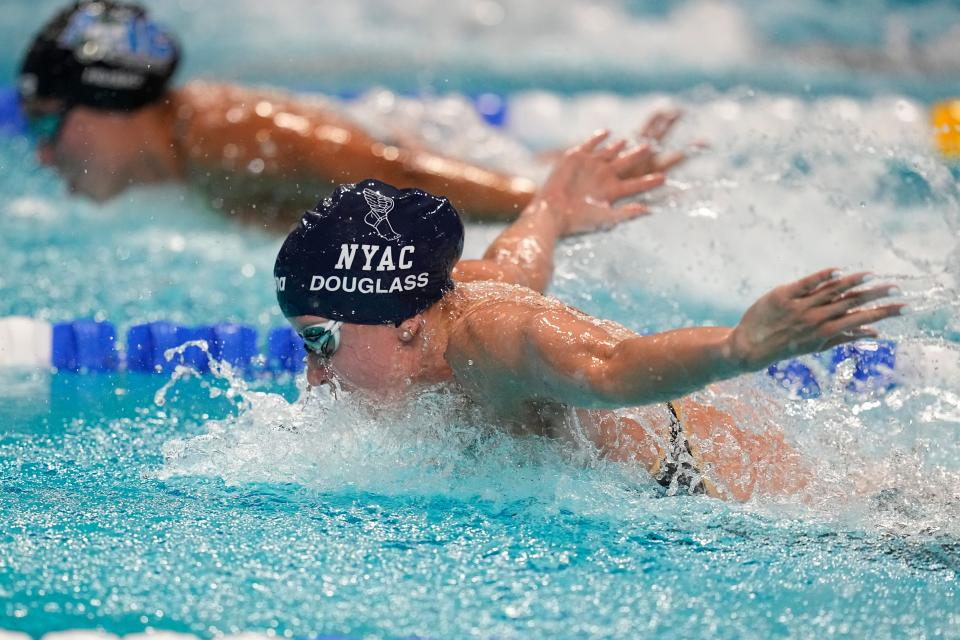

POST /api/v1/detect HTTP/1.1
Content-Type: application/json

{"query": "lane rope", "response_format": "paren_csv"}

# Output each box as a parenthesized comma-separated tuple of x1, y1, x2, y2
(0, 316, 897, 396)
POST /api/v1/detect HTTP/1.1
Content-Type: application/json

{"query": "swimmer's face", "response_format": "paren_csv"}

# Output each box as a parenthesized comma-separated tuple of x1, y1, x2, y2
(26, 100, 140, 202)
(289, 315, 427, 398)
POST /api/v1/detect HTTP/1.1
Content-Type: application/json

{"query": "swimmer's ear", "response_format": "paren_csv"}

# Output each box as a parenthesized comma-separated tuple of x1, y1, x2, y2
(396, 316, 423, 343)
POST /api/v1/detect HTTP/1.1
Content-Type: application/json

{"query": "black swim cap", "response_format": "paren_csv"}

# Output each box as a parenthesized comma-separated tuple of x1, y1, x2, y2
(19, 1, 180, 111)
(274, 180, 465, 324)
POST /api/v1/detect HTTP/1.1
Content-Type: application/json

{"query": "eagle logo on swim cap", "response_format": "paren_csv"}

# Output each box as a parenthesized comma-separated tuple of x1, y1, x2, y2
(362, 188, 400, 241)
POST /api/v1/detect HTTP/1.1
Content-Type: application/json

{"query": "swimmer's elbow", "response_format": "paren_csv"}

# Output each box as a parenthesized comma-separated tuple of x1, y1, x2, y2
(576, 357, 645, 408)
(494, 264, 543, 291)
(588, 342, 681, 407)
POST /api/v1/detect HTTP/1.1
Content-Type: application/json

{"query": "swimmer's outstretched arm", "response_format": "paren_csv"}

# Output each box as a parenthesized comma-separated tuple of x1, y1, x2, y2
(452, 270, 903, 409)
(453, 131, 665, 292)
(174, 82, 534, 222)
(176, 84, 689, 226)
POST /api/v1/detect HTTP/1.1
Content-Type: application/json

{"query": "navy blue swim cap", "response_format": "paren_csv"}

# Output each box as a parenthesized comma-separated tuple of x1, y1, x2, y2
(274, 180, 465, 325)
(19, 1, 180, 111)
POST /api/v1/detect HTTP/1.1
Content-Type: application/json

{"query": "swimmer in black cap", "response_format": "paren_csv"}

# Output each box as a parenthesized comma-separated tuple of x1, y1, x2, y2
(275, 132, 906, 502)
(19, 0, 182, 202)
(19, 1, 686, 222)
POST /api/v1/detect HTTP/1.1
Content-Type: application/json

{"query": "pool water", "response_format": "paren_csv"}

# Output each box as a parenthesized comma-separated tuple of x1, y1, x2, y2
(2, 1, 960, 638)
(3, 369, 958, 638)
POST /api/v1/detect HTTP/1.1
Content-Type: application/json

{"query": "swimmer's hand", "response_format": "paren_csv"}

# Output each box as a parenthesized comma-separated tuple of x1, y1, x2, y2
(727, 269, 905, 371)
(632, 108, 694, 175)
(535, 109, 694, 175)
(537, 130, 666, 235)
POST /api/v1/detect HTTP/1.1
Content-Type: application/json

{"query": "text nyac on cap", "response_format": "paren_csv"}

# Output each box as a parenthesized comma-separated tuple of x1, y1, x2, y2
(19, 0, 180, 111)
(274, 179, 465, 325)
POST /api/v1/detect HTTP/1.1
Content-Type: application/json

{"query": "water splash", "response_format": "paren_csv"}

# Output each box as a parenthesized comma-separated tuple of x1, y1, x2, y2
(145, 331, 960, 544)
(153, 339, 251, 408)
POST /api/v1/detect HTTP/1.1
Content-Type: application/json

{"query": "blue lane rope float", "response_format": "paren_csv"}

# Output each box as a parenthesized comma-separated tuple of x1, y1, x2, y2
(767, 340, 897, 398)
(126, 321, 260, 373)
(35, 319, 303, 375)
(266, 326, 307, 374)
(0, 85, 26, 136)
(52, 320, 119, 372)
(472, 92, 508, 127)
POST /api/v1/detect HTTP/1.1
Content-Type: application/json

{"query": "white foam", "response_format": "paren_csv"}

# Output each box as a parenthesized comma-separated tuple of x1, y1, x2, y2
(898, 340, 960, 389)
(5, 196, 59, 221)
(124, 634, 199, 640)
(42, 632, 120, 640)
(497, 91, 960, 317)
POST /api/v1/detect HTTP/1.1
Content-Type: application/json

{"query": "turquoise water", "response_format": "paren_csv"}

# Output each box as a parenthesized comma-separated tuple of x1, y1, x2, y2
(2, 371, 958, 638)
(2, 0, 960, 99)
(2, 1, 960, 638)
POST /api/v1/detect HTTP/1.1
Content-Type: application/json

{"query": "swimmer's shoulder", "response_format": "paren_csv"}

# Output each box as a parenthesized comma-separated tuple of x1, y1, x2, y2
(174, 80, 261, 119)
(442, 283, 546, 408)
(447, 281, 583, 350)
(451, 280, 550, 322)
(450, 280, 639, 344)
(173, 80, 369, 162)
(174, 80, 348, 131)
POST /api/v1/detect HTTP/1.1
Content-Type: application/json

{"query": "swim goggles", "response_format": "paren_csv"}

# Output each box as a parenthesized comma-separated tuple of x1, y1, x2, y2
(25, 109, 68, 146)
(298, 320, 343, 358)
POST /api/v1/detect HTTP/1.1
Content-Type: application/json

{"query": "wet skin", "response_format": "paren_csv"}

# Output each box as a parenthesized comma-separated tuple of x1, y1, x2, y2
(23, 81, 687, 226)
(281, 134, 902, 501)
(27, 99, 185, 202)
(289, 277, 823, 502)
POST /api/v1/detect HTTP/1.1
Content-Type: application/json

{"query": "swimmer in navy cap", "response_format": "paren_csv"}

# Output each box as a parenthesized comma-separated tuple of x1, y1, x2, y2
(276, 133, 906, 502)
(19, 2, 686, 219)
(275, 179, 464, 325)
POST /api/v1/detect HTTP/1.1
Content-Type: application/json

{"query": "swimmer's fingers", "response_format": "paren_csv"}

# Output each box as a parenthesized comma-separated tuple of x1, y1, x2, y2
(653, 140, 709, 173)
(611, 202, 651, 222)
(638, 109, 682, 143)
(575, 130, 611, 153)
(785, 268, 842, 298)
(597, 138, 628, 161)
(653, 150, 687, 173)
(818, 304, 905, 339)
(614, 173, 666, 200)
(802, 272, 871, 306)
(611, 143, 654, 177)
(811, 284, 897, 322)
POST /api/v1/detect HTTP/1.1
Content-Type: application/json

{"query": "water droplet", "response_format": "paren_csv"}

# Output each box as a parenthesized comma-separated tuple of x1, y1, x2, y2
(225, 106, 245, 123)
(255, 100, 274, 118)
